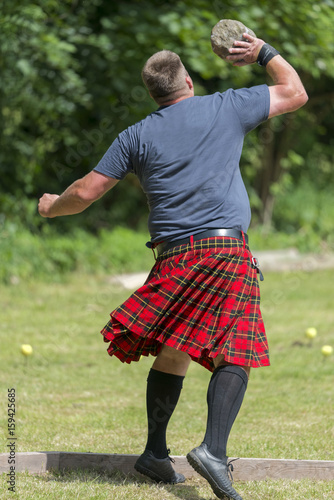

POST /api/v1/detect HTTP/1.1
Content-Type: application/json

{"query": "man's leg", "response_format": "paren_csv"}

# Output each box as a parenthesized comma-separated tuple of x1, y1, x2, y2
(152, 344, 191, 376)
(145, 346, 191, 458)
(203, 357, 250, 460)
(187, 356, 249, 500)
(135, 345, 191, 484)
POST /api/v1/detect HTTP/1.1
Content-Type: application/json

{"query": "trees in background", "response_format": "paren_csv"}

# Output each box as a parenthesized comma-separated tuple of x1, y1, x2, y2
(1, 0, 333, 241)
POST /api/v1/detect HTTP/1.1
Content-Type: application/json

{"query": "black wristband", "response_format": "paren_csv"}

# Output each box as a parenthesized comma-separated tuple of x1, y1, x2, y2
(257, 43, 280, 67)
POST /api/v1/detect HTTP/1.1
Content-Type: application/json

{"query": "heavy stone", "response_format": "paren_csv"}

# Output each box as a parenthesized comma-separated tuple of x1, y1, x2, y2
(211, 19, 256, 60)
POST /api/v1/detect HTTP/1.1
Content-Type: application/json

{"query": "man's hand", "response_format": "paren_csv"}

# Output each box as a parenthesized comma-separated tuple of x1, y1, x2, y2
(226, 33, 265, 67)
(38, 194, 60, 218)
(226, 32, 308, 117)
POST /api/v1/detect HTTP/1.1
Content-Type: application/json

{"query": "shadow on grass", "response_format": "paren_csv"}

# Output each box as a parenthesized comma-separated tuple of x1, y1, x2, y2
(42, 468, 212, 500)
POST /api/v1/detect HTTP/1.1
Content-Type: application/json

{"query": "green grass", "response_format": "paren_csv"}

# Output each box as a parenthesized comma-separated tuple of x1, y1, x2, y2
(1, 269, 334, 499)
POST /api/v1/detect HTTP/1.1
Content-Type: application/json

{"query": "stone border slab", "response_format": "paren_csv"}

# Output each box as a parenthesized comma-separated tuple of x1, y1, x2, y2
(1, 452, 334, 481)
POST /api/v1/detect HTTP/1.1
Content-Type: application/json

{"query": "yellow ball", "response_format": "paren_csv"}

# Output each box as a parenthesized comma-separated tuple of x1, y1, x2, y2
(21, 344, 33, 356)
(305, 327, 317, 339)
(321, 345, 333, 357)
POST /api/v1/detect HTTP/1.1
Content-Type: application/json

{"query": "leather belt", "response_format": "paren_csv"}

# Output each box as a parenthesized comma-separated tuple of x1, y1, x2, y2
(155, 229, 248, 257)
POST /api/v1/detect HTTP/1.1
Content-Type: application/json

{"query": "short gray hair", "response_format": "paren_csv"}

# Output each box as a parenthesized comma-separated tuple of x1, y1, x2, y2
(142, 50, 188, 104)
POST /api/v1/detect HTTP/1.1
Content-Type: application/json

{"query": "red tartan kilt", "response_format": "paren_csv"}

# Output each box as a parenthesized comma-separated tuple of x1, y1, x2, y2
(100, 236, 270, 372)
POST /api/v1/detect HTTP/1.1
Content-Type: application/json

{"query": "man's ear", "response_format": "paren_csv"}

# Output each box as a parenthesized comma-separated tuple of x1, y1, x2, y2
(185, 75, 194, 90)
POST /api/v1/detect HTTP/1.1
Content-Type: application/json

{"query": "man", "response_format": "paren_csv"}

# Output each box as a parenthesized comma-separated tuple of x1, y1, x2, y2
(39, 33, 307, 500)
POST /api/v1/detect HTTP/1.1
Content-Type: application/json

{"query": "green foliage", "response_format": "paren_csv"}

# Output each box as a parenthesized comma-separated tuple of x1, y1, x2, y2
(0, 223, 153, 283)
(1, 218, 332, 284)
(1, 0, 89, 227)
(1, 0, 334, 238)
(273, 182, 334, 250)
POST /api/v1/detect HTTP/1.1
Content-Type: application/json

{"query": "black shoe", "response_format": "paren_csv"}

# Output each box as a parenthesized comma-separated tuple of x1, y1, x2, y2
(186, 443, 242, 500)
(134, 449, 186, 484)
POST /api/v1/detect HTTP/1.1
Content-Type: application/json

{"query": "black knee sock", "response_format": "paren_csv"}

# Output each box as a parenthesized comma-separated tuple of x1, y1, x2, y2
(203, 365, 248, 460)
(145, 368, 184, 459)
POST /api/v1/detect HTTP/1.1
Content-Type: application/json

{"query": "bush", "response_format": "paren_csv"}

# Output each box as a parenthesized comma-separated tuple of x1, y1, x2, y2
(270, 182, 334, 252)
(2, 205, 334, 284)
(0, 224, 153, 284)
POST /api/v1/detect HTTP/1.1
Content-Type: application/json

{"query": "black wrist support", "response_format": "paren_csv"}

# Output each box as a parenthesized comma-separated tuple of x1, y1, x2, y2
(257, 43, 280, 67)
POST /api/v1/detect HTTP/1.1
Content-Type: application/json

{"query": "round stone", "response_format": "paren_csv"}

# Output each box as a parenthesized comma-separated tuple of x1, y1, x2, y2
(211, 19, 256, 60)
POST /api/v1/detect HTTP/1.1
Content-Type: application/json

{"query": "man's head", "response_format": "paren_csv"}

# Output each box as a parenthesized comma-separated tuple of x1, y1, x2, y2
(142, 50, 193, 105)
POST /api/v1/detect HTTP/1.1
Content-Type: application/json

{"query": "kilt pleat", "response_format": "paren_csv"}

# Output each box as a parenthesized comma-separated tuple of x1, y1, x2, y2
(101, 237, 270, 372)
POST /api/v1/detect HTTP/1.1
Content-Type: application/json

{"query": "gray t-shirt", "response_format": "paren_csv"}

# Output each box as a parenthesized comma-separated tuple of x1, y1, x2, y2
(94, 85, 270, 242)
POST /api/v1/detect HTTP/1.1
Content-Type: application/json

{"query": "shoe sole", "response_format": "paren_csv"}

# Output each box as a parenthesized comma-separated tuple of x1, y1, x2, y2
(186, 451, 235, 500)
(135, 462, 166, 483)
(134, 462, 185, 484)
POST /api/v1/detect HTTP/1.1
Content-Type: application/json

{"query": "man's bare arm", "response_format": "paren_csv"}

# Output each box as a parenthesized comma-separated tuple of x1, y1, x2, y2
(38, 170, 118, 218)
(265, 55, 308, 118)
(227, 33, 308, 118)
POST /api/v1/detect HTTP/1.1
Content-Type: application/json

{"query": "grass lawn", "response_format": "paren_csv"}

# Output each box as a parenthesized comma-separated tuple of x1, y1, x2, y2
(1, 268, 333, 499)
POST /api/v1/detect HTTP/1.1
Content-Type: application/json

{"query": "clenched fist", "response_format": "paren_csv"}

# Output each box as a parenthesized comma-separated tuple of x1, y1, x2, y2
(38, 193, 59, 218)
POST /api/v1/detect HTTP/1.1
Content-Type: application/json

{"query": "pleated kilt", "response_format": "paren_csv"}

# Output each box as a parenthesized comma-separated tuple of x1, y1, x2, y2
(100, 235, 270, 372)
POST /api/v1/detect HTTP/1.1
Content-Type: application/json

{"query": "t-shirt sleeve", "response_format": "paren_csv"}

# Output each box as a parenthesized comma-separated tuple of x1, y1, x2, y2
(93, 129, 134, 180)
(230, 84, 270, 134)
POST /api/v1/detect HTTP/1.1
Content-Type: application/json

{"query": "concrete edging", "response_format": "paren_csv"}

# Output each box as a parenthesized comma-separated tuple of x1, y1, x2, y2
(1, 452, 334, 481)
